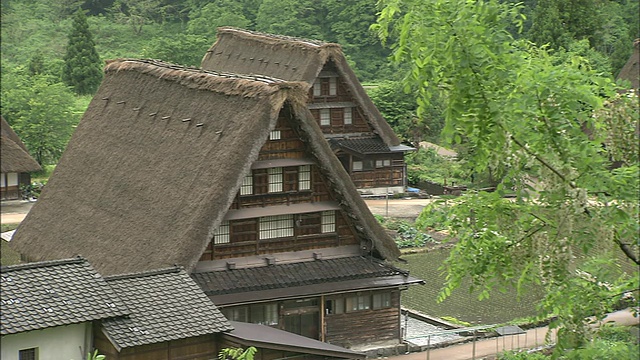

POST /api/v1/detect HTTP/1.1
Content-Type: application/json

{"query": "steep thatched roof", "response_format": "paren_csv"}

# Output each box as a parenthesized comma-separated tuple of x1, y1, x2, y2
(11, 59, 398, 276)
(201, 27, 401, 147)
(617, 39, 639, 90)
(1, 116, 41, 173)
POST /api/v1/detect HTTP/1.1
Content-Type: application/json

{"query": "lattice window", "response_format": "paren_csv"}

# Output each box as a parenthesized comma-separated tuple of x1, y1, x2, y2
(19, 348, 37, 360)
(268, 167, 283, 193)
(313, 79, 322, 96)
(343, 108, 352, 125)
(269, 130, 281, 140)
(259, 215, 294, 239)
(329, 77, 337, 95)
(320, 109, 330, 126)
(298, 165, 311, 190)
(321, 210, 335, 233)
(240, 174, 253, 195)
(213, 221, 230, 244)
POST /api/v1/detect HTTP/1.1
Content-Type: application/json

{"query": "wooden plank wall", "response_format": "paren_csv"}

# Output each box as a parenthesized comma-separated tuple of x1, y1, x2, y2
(324, 291, 401, 348)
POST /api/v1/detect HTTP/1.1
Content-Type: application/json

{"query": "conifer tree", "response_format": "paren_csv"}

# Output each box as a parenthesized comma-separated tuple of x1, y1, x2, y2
(62, 10, 102, 95)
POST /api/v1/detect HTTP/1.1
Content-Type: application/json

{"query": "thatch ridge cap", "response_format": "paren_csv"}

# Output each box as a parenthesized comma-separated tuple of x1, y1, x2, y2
(216, 27, 341, 50)
(105, 58, 307, 98)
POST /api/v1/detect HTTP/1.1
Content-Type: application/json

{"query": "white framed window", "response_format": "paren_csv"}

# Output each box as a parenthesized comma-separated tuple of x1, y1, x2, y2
(346, 294, 370, 312)
(376, 160, 384, 168)
(259, 215, 294, 239)
(313, 79, 322, 96)
(213, 221, 230, 244)
(269, 130, 281, 140)
(343, 108, 352, 125)
(353, 161, 363, 171)
(240, 174, 253, 195)
(268, 167, 283, 193)
(320, 109, 330, 126)
(384, 159, 391, 167)
(329, 77, 337, 95)
(321, 210, 335, 233)
(298, 165, 311, 191)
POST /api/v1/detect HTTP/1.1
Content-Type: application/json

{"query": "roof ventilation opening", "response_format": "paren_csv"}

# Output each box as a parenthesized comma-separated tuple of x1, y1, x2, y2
(226, 262, 236, 270)
(313, 252, 323, 261)
(265, 257, 276, 266)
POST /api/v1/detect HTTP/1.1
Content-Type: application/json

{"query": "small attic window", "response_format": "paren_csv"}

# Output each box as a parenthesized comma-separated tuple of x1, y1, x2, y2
(329, 77, 337, 95)
(240, 174, 253, 196)
(213, 221, 230, 244)
(320, 109, 330, 126)
(269, 130, 281, 140)
(298, 165, 311, 190)
(343, 108, 352, 125)
(313, 79, 322, 96)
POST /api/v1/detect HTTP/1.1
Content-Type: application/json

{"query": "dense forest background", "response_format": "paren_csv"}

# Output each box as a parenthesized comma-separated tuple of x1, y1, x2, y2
(1, 0, 638, 166)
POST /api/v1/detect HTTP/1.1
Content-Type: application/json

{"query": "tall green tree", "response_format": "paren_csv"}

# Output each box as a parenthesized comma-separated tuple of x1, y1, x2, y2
(187, 0, 251, 40)
(375, 0, 638, 353)
(62, 9, 103, 95)
(255, 0, 328, 39)
(1, 67, 78, 165)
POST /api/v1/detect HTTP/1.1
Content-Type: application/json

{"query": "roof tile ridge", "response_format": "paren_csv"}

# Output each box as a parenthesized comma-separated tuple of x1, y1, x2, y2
(1, 255, 86, 272)
(104, 266, 182, 281)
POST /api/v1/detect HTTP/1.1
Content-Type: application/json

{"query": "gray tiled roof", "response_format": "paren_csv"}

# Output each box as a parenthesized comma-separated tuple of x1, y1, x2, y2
(102, 268, 232, 349)
(1, 257, 127, 335)
(332, 137, 391, 155)
(192, 256, 406, 296)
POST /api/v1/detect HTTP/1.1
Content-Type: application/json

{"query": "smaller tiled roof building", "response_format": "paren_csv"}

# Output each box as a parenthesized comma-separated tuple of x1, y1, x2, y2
(0, 257, 126, 360)
(95, 267, 233, 358)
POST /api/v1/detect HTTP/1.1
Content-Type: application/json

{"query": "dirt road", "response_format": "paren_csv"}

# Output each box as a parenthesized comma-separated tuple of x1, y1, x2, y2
(364, 198, 435, 219)
(1, 198, 437, 226)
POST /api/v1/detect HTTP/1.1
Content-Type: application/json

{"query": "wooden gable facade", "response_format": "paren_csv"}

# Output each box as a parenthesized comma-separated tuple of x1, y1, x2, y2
(201, 28, 414, 195)
(193, 103, 420, 350)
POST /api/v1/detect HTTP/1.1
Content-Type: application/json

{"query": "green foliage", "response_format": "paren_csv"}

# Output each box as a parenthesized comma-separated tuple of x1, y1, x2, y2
(498, 351, 548, 359)
(376, 0, 640, 352)
(405, 148, 467, 187)
(62, 10, 103, 95)
(415, 201, 451, 231)
(375, 215, 437, 248)
(1, 66, 78, 165)
(440, 316, 471, 327)
(368, 81, 444, 145)
(219, 347, 257, 360)
(256, 0, 327, 39)
(187, 1, 251, 39)
(142, 34, 212, 67)
(86, 349, 106, 360)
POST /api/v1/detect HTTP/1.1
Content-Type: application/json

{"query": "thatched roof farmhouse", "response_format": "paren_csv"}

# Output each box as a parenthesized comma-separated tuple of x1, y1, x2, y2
(201, 28, 414, 195)
(12, 58, 399, 276)
(1, 116, 41, 200)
